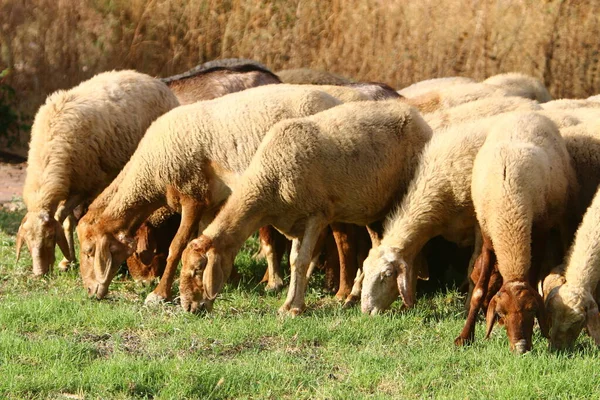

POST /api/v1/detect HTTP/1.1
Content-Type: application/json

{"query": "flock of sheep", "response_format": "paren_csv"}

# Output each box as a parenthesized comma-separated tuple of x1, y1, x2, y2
(13, 58, 600, 354)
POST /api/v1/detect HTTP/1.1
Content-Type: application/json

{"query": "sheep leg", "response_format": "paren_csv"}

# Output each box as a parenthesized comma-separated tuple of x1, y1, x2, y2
(306, 227, 328, 279)
(455, 234, 495, 346)
(343, 225, 376, 307)
(258, 226, 286, 292)
(332, 223, 358, 301)
(145, 199, 202, 304)
(465, 226, 483, 311)
(279, 218, 325, 316)
(323, 227, 340, 293)
(58, 213, 77, 271)
(55, 198, 84, 271)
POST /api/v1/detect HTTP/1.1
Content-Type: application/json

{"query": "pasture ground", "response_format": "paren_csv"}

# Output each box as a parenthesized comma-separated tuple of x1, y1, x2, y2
(1, 208, 600, 399)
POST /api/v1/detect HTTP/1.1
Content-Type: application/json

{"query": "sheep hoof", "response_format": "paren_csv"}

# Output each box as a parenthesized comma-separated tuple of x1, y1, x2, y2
(58, 259, 71, 272)
(144, 292, 167, 305)
(335, 290, 350, 302)
(343, 294, 360, 309)
(454, 336, 472, 347)
(278, 303, 304, 317)
(265, 280, 285, 292)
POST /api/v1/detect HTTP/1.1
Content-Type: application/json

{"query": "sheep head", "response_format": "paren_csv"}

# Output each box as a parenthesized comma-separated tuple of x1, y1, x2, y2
(77, 216, 136, 299)
(545, 284, 600, 350)
(485, 280, 548, 354)
(361, 245, 417, 314)
(16, 211, 70, 276)
(180, 235, 233, 313)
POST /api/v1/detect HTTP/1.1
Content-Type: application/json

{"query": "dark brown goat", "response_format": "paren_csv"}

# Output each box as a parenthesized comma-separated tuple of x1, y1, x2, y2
(163, 59, 281, 105)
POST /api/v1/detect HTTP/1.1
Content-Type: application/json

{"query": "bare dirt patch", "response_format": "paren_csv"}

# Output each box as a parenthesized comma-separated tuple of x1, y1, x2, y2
(0, 151, 26, 210)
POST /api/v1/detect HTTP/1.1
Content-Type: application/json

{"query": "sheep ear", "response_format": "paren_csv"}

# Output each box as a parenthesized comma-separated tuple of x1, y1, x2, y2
(485, 296, 499, 339)
(585, 301, 600, 346)
(54, 220, 71, 260)
(135, 223, 155, 265)
(203, 252, 224, 301)
(535, 291, 550, 339)
(94, 235, 113, 282)
(396, 261, 416, 308)
(15, 215, 27, 263)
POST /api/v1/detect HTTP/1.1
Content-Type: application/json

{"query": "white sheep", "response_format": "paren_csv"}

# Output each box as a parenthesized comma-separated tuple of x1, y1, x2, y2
(483, 72, 552, 103)
(541, 99, 600, 110)
(587, 94, 600, 103)
(76, 84, 343, 302)
(398, 77, 475, 98)
(16, 70, 179, 276)
(404, 82, 538, 114)
(424, 96, 542, 131)
(178, 100, 432, 315)
(458, 112, 575, 353)
(545, 186, 600, 350)
(360, 114, 517, 314)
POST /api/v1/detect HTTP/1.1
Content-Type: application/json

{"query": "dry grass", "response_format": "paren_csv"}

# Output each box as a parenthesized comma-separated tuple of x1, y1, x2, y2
(1, 0, 600, 150)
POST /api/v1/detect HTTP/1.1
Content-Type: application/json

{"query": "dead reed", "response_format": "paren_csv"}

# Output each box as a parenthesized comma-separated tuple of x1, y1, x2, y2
(1, 0, 599, 150)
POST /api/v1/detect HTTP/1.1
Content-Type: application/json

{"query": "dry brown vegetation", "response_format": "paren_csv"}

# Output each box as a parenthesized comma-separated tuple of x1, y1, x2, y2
(1, 0, 600, 152)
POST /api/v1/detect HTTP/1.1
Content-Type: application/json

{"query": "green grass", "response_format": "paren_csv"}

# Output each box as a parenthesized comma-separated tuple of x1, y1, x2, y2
(2, 209, 600, 399)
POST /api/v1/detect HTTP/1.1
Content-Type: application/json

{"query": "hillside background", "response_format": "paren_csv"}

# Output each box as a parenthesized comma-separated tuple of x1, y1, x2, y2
(1, 0, 600, 155)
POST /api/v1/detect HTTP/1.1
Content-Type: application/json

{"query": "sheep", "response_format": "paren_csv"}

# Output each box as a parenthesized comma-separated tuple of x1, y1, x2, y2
(162, 58, 281, 105)
(540, 99, 600, 110)
(455, 112, 575, 353)
(276, 68, 354, 85)
(178, 100, 432, 315)
(76, 84, 343, 302)
(483, 72, 552, 103)
(360, 114, 519, 315)
(424, 96, 542, 131)
(398, 77, 475, 98)
(403, 82, 537, 114)
(545, 186, 600, 350)
(587, 94, 600, 103)
(560, 122, 600, 223)
(15, 70, 179, 276)
(128, 59, 282, 285)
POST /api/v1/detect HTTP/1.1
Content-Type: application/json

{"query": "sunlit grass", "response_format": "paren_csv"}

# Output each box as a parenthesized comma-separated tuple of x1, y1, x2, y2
(1, 209, 600, 399)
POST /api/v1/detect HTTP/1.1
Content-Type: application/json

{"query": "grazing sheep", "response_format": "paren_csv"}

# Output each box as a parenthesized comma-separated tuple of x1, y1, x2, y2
(130, 59, 283, 284)
(546, 187, 600, 350)
(16, 70, 179, 276)
(179, 100, 432, 315)
(456, 112, 575, 353)
(587, 94, 600, 103)
(483, 72, 552, 103)
(560, 122, 600, 224)
(398, 77, 475, 98)
(77, 84, 343, 302)
(162, 58, 281, 105)
(541, 99, 600, 110)
(276, 68, 354, 85)
(360, 114, 518, 315)
(424, 96, 542, 131)
(404, 82, 536, 114)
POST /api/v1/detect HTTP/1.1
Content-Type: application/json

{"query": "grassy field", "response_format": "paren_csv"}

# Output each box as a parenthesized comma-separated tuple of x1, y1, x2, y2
(1, 208, 600, 399)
